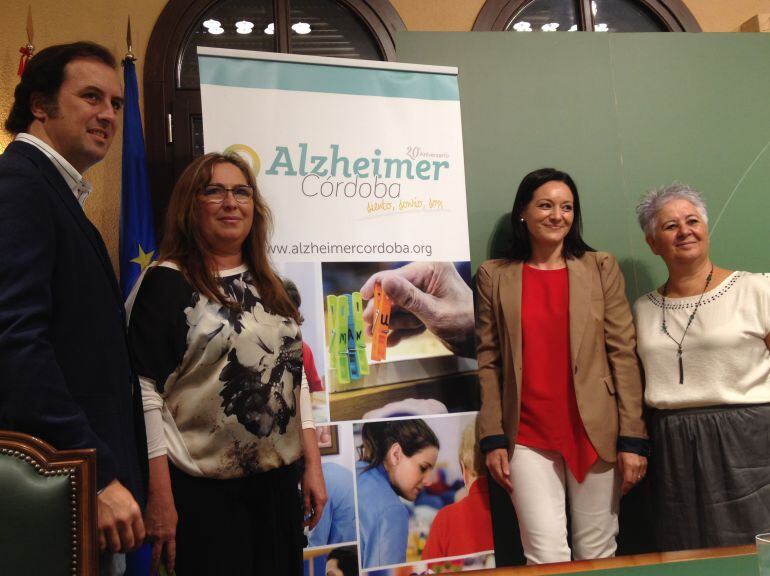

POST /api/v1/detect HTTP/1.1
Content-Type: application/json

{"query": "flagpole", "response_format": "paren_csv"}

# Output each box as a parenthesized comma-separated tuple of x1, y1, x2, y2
(18, 6, 34, 75)
(119, 16, 157, 301)
(125, 16, 136, 62)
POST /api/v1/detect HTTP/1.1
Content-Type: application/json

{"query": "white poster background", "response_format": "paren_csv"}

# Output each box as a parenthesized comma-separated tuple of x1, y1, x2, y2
(199, 49, 470, 263)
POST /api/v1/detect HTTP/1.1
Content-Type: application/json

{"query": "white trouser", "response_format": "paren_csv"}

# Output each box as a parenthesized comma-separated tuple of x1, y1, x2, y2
(509, 444, 620, 564)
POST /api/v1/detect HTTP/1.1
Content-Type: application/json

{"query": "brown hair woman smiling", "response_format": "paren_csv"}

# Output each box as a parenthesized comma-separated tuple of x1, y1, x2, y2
(476, 168, 648, 564)
(128, 152, 325, 575)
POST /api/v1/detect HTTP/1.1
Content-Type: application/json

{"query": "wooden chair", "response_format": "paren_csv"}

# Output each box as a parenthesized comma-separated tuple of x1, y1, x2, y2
(0, 430, 98, 575)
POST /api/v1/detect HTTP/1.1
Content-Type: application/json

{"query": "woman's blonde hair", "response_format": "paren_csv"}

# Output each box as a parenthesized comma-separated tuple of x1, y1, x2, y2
(159, 152, 298, 320)
(459, 419, 485, 478)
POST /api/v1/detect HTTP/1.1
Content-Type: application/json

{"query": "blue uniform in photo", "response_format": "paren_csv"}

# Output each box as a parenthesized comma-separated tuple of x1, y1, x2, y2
(356, 461, 409, 568)
(309, 462, 356, 546)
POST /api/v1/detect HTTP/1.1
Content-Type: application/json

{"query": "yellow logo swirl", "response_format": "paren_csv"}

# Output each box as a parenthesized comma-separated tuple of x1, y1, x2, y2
(224, 144, 261, 176)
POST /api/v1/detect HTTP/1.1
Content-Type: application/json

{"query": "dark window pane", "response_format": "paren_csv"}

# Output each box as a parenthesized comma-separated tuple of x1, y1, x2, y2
(506, 0, 580, 32)
(179, 0, 276, 89)
(190, 115, 205, 158)
(290, 0, 382, 59)
(592, 0, 667, 32)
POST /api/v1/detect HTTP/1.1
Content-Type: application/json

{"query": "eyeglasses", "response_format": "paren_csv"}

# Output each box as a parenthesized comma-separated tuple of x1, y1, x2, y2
(199, 184, 255, 204)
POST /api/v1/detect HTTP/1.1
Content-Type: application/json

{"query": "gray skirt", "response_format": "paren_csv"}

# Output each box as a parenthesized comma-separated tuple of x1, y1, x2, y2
(650, 403, 770, 551)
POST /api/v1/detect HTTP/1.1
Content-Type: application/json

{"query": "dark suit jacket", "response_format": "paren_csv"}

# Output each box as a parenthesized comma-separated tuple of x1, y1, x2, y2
(475, 252, 647, 463)
(0, 140, 147, 503)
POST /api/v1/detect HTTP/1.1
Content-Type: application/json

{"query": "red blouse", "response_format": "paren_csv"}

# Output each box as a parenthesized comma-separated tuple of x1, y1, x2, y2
(422, 476, 494, 560)
(302, 342, 324, 392)
(517, 265, 597, 482)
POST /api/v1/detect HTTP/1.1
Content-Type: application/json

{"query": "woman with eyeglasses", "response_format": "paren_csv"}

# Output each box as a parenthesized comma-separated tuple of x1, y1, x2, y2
(127, 152, 326, 575)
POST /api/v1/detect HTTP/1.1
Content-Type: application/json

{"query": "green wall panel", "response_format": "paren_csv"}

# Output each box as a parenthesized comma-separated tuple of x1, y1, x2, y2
(398, 33, 770, 301)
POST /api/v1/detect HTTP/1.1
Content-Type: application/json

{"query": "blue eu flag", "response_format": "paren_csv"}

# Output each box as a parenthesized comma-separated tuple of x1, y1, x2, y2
(120, 57, 156, 300)
(121, 56, 156, 575)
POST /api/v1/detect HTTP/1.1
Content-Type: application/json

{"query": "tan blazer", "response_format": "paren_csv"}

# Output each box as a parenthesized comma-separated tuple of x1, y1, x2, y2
(476, 251, 647, 464)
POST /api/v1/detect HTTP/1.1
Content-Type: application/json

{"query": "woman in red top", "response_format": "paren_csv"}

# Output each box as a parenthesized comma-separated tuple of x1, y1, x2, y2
(475, 168, 648, 564)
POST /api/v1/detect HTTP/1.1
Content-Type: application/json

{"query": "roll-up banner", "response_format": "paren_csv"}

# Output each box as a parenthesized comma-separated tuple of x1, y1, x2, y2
(198, 47, 492, 573)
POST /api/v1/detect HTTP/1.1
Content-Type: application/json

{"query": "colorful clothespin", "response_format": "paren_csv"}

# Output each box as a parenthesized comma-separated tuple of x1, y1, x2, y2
(333, 294, 351, 384)
(346, 295, 360, 380)
(370, 282, 392, 361)
(327, 291, 371, 385)
(350, 292, 369, 377)
(326, 294, 337, 358)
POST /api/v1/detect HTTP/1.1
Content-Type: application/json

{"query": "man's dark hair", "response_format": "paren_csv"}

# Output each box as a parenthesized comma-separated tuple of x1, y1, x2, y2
(327, 546, 359, 576)
(4, 41, 116, 135)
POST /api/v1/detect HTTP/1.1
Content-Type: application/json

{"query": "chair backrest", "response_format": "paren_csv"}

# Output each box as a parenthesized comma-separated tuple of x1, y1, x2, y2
(0, 430, 97, 575)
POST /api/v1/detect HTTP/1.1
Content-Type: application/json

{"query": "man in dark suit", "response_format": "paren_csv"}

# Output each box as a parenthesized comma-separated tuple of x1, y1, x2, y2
(0, 42, 147, 569)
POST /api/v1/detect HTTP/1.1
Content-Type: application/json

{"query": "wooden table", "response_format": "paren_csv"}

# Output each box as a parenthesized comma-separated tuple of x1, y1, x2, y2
(484, 545, 756, 575)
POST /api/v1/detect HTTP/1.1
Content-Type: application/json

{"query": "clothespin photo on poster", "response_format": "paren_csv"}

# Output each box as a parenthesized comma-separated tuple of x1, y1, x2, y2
(327, 292, 369, 384)
(371, 281, 392, 362)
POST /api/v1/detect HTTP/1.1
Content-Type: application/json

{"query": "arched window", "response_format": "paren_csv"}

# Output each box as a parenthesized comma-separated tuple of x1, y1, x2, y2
(143, 0, 404, 231)
(473, 0, 701, 32)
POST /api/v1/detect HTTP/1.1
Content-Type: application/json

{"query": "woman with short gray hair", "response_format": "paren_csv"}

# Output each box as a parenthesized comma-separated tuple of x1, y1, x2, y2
(633, 183, 770, 551)
(635, 182, 708, 237)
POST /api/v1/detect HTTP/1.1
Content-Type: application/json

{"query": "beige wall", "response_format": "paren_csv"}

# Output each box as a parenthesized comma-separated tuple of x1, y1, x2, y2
(0, 1, 165, 272)
(685, 0, 770, 31)
(390, 0, 486, 31)
(0, 0, 767, 273)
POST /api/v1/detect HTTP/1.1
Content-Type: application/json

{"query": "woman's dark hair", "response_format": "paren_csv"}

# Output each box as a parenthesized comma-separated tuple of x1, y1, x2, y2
(5, 41, 116, 135)
(282, 279, 304, 323)
(327, 546, 359, 576)
(358, 419, 439, 471)
(159, 152, 299, 321)
(508, 167, 595, 261)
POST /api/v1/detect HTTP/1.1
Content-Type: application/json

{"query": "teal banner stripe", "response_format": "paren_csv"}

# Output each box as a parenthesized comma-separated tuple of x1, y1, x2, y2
(199, 55, 459, 101)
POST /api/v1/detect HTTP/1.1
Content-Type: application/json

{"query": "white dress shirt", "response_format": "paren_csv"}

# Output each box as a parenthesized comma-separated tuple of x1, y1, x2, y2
(15, 132, 92, 208)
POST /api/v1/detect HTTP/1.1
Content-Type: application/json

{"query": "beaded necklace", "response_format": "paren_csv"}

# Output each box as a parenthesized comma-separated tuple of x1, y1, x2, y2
(660, 265, 713, 385)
